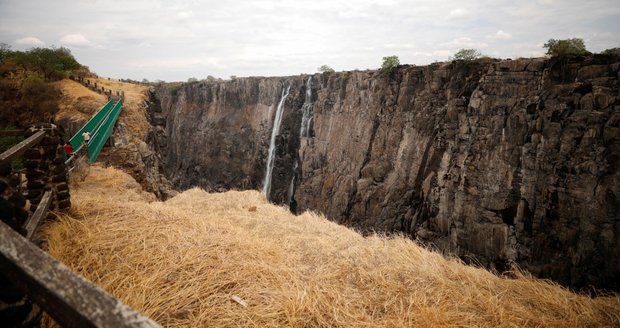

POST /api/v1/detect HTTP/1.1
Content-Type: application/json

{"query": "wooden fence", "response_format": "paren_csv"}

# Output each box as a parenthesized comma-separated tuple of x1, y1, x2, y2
(0, 128, 160, 327)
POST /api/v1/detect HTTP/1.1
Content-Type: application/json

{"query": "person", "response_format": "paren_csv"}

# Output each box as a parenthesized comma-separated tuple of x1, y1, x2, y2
(63, 142, 74, 158)
(82, 131, 91, 151)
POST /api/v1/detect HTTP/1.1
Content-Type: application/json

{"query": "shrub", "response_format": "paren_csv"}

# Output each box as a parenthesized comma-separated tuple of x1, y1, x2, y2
(19, 73, 60, 120)
(543, 38, 589, 57)
(0, 43, 12, 63)
(12, 47, 80, 81)
(0, 126, 24, 170)
(380, 56, 399, 75)
(451, 49, 482, 61)
(187, 77, 198, 83)
(318, 65, 335, 74)
(601, 47, 620, 56)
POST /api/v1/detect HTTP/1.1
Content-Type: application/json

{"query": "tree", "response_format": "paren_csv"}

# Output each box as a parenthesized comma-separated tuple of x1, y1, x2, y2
(543, 38, 589, 57)
(451, 49, 482, 61)
(318, 65, 335, 73)
(380, 56, 399, 75)
(11, 47, 80, 80)
(205, 75, 218, 83)
(601, 47, 620, 56)
(187, 77, 198, 83)
(0, 43, 12, 62)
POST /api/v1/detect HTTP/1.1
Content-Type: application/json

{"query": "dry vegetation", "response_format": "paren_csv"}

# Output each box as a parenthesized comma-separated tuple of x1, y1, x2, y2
(91, 77, 150, 141)
(53, 77, 149, 141)
(44, 166, 620, 327)
(53, 79, 106, 126)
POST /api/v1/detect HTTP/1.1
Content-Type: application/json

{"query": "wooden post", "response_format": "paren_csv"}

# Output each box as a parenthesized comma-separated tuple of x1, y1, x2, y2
(23, 190, 52, 240)
(0, 221, 161, 328)
(0, 131, 45, 165)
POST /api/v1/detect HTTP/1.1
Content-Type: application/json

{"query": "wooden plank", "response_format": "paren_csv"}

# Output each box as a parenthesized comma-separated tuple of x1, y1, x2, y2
(0, 130, 45, 164)
(0, 129, 25, 137)
(23, 190, 53, 240)
(0, 221, 161, 328)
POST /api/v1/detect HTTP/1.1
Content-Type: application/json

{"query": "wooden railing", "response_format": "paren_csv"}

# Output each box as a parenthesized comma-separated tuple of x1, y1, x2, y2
(0, 129, 161, 327)
(0, 130, 45, 164)
(0, 221, 160, 327)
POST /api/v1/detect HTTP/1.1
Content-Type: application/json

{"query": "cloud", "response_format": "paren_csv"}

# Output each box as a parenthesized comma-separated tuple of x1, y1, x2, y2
(384, 43, 415, 50)
(14, 36, 45, 47)
(432, 50, 452, 57)
(440, 37, 488, 49)
(446, 8, 470, 20)
(538, 0, 559, 5)
(60, 33, 91, 47)
(493, 30, 513, 40)
(176, 11, 193, 19)
(1, 0, 618, 80)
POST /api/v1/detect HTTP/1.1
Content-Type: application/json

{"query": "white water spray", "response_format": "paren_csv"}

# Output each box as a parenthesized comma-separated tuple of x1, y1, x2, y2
(263, 85, 291, 197)
(287, 77, 314, 205)
(299, 76, 313, 138)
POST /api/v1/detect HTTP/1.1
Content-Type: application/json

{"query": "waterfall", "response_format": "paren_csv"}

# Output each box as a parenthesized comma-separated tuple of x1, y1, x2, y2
(262, 85, 291, 198)
(287, 161, 298, 205)
(299, 76, 313, 138)
(287, 76, 313, 206)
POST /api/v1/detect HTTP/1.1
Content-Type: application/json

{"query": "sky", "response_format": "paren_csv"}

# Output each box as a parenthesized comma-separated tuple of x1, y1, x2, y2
(1, 0, 619, 81)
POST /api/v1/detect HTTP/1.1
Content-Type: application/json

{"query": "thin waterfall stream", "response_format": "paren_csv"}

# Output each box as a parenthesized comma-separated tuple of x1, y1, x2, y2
(287, 76, 313, 207)
(262, 85, 291, 198)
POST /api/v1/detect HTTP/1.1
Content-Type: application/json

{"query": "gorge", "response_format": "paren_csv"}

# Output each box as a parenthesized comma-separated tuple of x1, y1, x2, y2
(146, 55, 620, 291)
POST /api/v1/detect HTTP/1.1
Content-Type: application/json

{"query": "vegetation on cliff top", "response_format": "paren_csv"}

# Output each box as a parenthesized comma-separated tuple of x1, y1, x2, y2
(43, 166, 620, 327)
(380, 55, 400, 75)
(451, 48, 483, 61)
(544, 38, 590, 58)
(0, 43, 82, 81)
(0, 44, 87, 128)
(318, 64, 335, 74)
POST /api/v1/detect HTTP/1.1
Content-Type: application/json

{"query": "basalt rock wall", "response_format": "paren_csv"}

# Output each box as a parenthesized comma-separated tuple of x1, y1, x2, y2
(151, 56, 620, 291)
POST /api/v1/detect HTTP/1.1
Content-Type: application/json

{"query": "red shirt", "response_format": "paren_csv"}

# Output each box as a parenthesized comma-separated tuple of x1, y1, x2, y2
(64, 144, 74, 156)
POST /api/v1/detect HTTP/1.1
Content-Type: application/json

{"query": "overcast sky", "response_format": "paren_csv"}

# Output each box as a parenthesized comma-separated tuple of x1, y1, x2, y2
(1, 0, 619, 81)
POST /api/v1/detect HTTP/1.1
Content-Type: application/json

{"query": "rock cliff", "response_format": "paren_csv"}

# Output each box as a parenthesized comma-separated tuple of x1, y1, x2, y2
(150, 56, 620, 291)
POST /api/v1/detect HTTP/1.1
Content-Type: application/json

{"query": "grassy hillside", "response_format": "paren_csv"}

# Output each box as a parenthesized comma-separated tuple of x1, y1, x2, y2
(42, 166, 620, 327)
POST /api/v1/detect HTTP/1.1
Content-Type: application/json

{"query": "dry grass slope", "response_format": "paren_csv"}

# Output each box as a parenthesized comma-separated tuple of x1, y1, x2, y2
(53, 79, 107, 125)
(91, 77, 150, 141)
(53, 77, 149, 142)
(44, 166, 620, 327)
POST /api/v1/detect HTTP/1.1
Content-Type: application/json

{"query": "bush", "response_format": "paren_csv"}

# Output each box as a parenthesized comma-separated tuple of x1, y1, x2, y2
(0, 126, 24, 170)
(11, 47, 81, 81)
(187, 77, 198, 83)
(543, 38, 589, 57)
(318, 65, 335, 74)
(601, 47, 620, 56)
(451, 49, 482, 61)
(380, 56, 399, 75)
(0, 43, 12, 63)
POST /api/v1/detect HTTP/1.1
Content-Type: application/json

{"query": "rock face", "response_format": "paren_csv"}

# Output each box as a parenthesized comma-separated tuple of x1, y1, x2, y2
(151, 56, 620, 291)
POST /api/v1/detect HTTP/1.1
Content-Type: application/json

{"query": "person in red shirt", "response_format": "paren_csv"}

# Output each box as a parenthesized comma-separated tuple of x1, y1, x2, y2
(63, 142, 74, 158)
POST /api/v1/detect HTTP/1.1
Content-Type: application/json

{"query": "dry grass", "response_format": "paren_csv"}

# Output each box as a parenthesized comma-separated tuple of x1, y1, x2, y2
(91, 77, 150, 141)
(44, 166, 620, 327)
(53, 78, 149, 141)
(53, 79, 106, 125)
